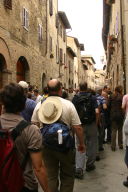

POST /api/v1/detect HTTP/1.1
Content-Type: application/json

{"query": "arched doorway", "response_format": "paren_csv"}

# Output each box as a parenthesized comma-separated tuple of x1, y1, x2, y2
(0, 54, 6, 89)
(0, 54, 7, 114)
(16, 56, 30, 83)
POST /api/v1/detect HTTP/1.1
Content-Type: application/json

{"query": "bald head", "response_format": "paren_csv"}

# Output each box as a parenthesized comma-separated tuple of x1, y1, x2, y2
(47, 79, 62, 96)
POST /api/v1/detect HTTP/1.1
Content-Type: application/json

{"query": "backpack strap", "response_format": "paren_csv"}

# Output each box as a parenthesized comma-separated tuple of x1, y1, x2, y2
(11, 120, 30, 141)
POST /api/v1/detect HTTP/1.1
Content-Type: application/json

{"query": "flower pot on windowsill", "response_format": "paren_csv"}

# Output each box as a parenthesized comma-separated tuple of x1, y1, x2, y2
(106, 0, 115, 5)
(64, 65, 68, 69)
(50, 53, 54, 58)
(109, 35, 118, 43)
(108, 44, 115, 54)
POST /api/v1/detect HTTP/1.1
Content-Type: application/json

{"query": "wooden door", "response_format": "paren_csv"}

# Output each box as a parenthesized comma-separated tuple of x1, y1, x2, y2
(17, 60, 25, 82)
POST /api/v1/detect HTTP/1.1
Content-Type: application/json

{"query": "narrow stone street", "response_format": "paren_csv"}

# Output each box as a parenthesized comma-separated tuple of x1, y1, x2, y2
(39, 144, 128, 192)
(74, 144, 127, 192)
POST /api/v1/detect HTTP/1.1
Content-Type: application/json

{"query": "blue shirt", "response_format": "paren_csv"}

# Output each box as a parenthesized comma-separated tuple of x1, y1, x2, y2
(96, 94, 106, 106)
(20, 98, 36, 122)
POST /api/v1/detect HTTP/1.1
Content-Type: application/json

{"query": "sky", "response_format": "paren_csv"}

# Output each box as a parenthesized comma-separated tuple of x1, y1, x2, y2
(58, 0, 105, 69)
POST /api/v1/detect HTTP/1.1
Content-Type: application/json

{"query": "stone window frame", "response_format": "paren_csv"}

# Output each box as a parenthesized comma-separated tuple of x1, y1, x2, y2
(22, 7, 29, 31)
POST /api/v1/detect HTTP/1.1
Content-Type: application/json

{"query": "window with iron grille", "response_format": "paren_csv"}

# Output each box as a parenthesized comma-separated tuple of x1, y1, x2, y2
(38, 24, 43, 42)
(4, 0, 12, 9)
(22, 8, 29, 30)
(49, 0, 53, 16)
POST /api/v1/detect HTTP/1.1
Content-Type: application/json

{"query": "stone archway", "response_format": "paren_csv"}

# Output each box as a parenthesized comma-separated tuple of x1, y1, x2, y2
(16, 56, 30, 83)
(0, 38, 12, 86)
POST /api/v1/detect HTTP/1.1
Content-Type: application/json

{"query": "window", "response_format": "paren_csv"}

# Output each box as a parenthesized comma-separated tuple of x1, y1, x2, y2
(63, 29, 66, 42)
(56, 45, 59, 63)
(60, 48, 63, 63)
(49, 36, 52, 52)
(59, 24, 62, 37)
(38, 24, 43, 42)
(49, 0, 53, 16)
(4, 0, 12, 9)
(64, 53, 66, 64)
(56, 14, 59, 28)
(22, 8, 29, 30)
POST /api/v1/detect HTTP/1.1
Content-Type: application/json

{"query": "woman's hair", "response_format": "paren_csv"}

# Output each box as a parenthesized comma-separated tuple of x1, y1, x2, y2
(0, 83, 26, 113)
(115, 86, 123, 94)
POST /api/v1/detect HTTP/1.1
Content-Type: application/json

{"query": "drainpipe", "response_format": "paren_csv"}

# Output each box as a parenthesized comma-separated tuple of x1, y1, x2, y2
(120, 0, 126, 94)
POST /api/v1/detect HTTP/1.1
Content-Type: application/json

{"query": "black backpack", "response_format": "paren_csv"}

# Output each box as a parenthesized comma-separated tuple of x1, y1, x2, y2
(73, 93, 95, 124)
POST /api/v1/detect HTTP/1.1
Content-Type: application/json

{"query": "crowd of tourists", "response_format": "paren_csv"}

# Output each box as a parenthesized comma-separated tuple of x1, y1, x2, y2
(0, 79, 128, 192)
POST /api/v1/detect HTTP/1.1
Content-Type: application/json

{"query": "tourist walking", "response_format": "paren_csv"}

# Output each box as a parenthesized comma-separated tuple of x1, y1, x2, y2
(109, 86, 124, 151)
(0, 83, 50, 192)
(31, 79, 85, 192)
(72, 82, 99, 177)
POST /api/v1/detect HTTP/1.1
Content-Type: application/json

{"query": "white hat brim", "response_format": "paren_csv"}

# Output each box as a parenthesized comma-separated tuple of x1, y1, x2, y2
(38, 96, 62, 124)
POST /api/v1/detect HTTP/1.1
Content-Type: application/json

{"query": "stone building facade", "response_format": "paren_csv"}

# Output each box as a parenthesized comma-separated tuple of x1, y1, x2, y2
(81, 55, 96, 89)
(0, 0, 74, 92)
(66, 46, 76, 89)
(67, 36, 84, 89)
(102, 0, 125, 92)
(0, 0, 47, 90)
(57, 11, 71, 86)
(94, 70, 105, 90)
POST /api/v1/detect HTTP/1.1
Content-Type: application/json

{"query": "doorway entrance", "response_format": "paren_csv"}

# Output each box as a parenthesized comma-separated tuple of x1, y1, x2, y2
(16, 56, 30, 83)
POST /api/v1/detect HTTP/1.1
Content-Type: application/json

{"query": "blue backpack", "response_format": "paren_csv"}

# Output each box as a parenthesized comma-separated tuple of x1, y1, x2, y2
(41, 122, 75, 152)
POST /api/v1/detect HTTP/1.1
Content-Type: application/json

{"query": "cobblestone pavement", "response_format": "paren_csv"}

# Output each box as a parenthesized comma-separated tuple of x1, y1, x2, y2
(39, 144, 128, 192)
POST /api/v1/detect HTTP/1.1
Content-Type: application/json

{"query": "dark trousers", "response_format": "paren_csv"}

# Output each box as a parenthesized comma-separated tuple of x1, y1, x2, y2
(21, 187, 38, 192)
(42, 146, 75, 192)
(111, 120, 123, 148)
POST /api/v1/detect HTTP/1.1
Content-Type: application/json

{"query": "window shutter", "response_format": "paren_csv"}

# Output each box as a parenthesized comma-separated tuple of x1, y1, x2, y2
(49, 36, 52, 52)
(49, 0, 53, 16)
(63, 29, 66, 42)
(22, 8, 25, 26)
(64, 53, 66, 64)
(56, 14, 59, 28)
(4, 0, 12, 9)
(38, 24, 43, 41)
(22, 8, 29, 30)
(26, 10, 29, 29)
(60, 48, 63, 63)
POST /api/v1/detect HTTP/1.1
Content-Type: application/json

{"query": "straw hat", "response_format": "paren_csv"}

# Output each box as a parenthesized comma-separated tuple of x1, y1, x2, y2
(18, 81, 29, 89)
(38, 96, 62, 124)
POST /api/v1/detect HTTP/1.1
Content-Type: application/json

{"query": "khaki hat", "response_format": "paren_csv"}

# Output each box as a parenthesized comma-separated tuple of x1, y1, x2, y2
(38, 96, 62, 124)
(18, 81, 29, 89)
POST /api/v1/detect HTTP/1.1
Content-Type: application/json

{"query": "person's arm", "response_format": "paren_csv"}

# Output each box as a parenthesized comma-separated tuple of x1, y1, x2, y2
(72, 124, 85, 153)
(31, 102, 41, 127)
(26, 125, 50, 192)
(103, 103, 107, 109)
(95, 108, 100, 125)
(30, 152, 51, 192)
(122, 96, 126, 113)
